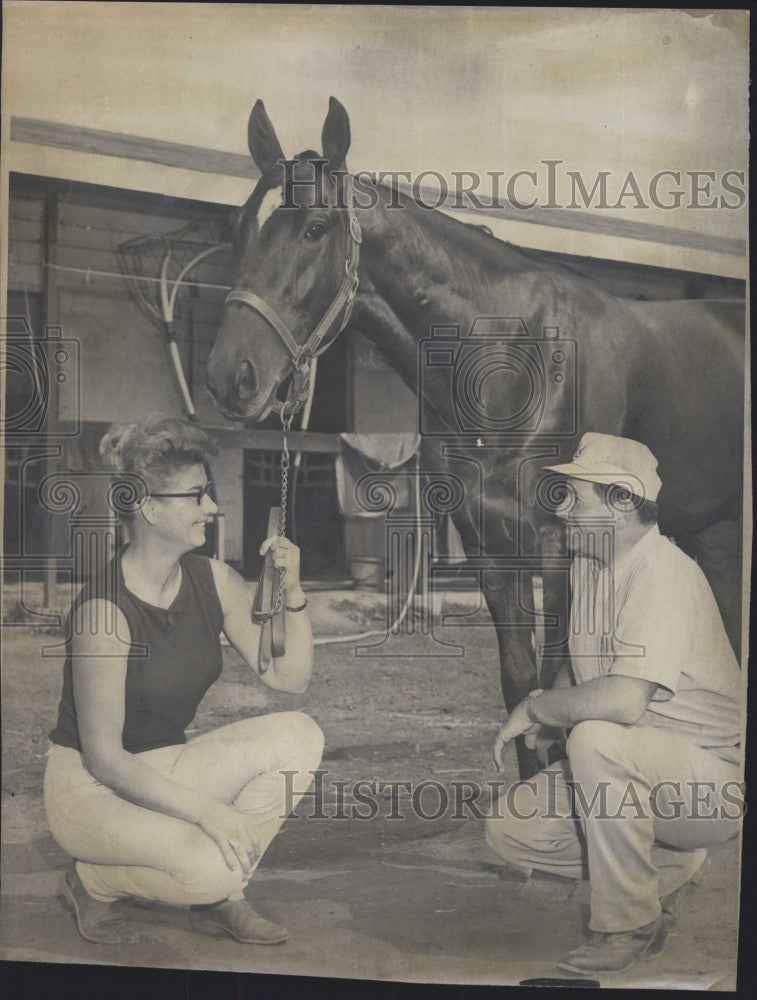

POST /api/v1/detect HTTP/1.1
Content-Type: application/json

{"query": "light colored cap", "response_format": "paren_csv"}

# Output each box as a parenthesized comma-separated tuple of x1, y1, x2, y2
(544, 432, 661, 502)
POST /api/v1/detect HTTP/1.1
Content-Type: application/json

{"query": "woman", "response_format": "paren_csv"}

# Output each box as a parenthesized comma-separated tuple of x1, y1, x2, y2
(44, 414, 323, 946)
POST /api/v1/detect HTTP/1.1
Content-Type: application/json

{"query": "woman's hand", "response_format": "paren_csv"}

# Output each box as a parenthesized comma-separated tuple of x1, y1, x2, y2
(196, 801, 260, 875)
(210, 555, 313, 694)
(259, 535, 302, 596)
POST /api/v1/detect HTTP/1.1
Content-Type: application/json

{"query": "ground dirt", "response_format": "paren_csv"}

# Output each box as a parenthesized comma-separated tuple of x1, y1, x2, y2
(0, 585, 741, 990)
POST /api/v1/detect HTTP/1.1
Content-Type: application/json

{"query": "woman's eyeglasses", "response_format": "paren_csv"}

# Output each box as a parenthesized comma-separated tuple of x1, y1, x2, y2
(148, 481, 214, 505)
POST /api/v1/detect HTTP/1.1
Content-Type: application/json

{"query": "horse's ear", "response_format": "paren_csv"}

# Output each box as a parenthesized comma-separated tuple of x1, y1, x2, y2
(322, 97, 351, 173)
(248, 100, 285, 175)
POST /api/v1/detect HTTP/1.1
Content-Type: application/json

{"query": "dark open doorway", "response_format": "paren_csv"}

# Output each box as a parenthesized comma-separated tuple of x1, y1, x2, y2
(242, 449, 345, 582)
(242, 334, 349, 582)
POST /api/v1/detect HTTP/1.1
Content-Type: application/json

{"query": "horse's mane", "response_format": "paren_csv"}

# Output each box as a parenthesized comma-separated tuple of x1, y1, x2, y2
(377, 180, 576, 288)
(398, 187, 620, 302)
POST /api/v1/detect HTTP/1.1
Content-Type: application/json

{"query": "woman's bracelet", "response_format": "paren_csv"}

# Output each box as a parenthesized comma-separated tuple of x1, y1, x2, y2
(285, 597, 308, 613)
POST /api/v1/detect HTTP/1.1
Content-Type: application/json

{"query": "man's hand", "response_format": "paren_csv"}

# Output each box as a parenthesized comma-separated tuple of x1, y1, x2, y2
(527, 724, 567, 766)
(492, 693, 543, 771)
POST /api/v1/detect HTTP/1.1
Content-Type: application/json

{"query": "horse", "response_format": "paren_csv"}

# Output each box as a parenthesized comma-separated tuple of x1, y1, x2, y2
(206, 98, 745, 779)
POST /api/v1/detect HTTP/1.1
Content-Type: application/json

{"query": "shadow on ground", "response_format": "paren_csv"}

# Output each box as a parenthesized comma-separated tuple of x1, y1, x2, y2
(1, 591, 742, 988)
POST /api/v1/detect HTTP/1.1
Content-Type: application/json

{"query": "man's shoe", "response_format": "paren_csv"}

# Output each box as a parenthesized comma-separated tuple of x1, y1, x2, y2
(660, 854, 711, 933)
(63, 861, 141, 945)
(557, 914, 667, 974)
(190, 899, 290, 944)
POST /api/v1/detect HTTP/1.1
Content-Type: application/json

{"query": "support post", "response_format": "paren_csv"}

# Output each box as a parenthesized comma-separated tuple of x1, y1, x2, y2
(42, 191, 60, 606)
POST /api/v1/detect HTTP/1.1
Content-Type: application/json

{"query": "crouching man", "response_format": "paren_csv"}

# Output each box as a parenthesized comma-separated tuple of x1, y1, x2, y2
(486, 433, 744, 975)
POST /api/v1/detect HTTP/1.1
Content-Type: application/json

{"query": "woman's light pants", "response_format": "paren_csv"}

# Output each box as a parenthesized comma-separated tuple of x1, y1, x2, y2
(44, 712, 324, 907)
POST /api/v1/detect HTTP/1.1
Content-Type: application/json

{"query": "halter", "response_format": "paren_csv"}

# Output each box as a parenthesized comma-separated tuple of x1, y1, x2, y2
(224, 172, 362, 421)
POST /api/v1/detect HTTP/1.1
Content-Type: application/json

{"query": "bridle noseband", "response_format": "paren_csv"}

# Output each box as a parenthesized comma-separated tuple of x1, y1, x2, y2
(224, 173, 362, 421)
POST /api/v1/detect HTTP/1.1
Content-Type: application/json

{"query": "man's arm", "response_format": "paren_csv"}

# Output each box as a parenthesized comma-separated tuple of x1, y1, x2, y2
(493, 673, 657, 770)
(529, 673, 657, 728)
(523, 659, 574, 762)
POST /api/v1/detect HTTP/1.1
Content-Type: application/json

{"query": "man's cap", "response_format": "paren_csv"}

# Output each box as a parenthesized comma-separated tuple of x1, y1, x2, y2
(544, 432, 661, 502)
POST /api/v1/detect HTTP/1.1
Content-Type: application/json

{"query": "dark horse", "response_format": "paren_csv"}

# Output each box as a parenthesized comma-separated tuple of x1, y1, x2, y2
(207, 98, 745, 778)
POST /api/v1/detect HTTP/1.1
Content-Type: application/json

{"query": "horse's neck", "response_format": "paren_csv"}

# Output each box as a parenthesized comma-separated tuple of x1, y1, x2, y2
(348, 191, 616, 443)
(355, 188, 563, 346)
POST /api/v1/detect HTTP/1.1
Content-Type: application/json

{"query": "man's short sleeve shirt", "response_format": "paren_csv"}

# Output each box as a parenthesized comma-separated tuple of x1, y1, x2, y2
(568, 526, 742, 763)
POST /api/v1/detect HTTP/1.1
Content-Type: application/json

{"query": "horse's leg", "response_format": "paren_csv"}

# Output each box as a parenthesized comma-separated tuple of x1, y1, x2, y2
(481, 571, 541, 779)
(690, 516, 743, 660)
(537, 523, 572, 690)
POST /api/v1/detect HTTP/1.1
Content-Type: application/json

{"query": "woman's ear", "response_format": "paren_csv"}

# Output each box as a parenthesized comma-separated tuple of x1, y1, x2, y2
(139, 497, 159, 527)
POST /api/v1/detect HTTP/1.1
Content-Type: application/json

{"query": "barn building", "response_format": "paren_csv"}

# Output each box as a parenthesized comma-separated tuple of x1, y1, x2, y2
(0, 6, 748, 990)
(2, 6, 747, 605)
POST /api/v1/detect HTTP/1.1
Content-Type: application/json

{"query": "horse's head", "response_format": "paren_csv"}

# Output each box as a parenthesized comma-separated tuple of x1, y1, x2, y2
(207, 97, 360, 422)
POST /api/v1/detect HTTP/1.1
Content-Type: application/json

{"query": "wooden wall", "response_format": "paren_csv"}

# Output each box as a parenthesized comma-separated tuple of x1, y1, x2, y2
(5, 176, 248, 560)
(5, 174, 746, 575)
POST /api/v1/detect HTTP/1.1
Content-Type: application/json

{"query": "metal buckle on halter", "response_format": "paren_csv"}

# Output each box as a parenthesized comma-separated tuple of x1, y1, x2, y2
(345, 273, 359, 303)
(350, 215, 362, 244)
(294, 353, 311, 375)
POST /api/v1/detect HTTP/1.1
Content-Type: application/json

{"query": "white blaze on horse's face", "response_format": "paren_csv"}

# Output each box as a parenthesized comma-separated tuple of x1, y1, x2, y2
(256, 185, 284, 233)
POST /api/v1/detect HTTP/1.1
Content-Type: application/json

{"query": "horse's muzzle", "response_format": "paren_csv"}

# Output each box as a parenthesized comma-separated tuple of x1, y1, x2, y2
(206, 368, 278, 425)
(235, 359, 257, 403)
(205, 356, 259, 418)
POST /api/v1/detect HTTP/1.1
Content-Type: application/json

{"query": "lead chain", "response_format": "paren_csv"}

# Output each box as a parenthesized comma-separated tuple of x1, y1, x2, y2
(273, 413, 292, 615)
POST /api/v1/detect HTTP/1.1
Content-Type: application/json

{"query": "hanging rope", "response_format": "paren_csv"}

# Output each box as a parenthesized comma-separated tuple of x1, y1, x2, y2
(43, 260, 230, 294)
(313, 453, 425, 646)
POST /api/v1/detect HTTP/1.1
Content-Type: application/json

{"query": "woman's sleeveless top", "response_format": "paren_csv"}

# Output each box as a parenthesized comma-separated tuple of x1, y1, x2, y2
(49, 550, 224, 754)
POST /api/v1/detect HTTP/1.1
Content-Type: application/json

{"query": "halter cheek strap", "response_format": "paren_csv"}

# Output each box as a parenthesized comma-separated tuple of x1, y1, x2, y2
(225, 289, 301, 360)
(224, 173, 362, 417)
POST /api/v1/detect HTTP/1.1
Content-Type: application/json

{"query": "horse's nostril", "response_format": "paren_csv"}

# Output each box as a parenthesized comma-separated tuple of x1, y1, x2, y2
(235, 360, 256, 402)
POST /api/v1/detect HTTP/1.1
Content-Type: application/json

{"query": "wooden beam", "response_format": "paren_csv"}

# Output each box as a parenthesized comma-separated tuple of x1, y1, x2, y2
(11, 116, 259, 180)
(437, 197, 746, 258)
(208, 426, 344, 454)
(11, 116, 745, 257)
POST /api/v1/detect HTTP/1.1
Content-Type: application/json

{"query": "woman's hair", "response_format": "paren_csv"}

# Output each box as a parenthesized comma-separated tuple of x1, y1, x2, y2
(99, 414, 217, 505)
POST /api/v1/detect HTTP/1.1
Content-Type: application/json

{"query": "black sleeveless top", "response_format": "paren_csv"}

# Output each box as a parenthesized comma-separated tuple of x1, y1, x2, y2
(50, 550, 224, 754)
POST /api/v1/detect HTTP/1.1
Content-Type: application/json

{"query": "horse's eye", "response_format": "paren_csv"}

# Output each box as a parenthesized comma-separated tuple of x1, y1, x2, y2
(304, 221, 327, 242)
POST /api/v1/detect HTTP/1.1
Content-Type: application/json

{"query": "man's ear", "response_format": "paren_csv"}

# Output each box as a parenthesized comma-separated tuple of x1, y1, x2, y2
(617, 504, 638, 530)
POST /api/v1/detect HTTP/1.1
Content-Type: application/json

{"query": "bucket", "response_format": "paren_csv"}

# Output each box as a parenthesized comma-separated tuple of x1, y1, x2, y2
(349, 556, 384, 590)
